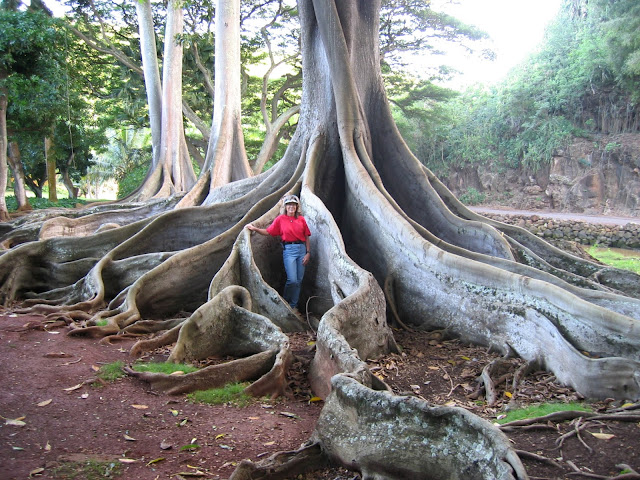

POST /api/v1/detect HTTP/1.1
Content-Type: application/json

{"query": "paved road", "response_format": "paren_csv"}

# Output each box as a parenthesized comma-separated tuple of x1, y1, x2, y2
(470, 206, 640, 227)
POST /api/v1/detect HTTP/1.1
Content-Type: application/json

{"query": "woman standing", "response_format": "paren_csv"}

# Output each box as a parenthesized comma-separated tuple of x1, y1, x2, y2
(246, 194, 311, 313)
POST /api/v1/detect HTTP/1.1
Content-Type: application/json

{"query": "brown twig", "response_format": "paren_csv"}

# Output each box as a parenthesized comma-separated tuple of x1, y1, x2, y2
(515, 449, 563, 469)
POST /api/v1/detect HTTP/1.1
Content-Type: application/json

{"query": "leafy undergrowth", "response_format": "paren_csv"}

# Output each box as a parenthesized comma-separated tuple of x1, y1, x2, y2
(5, 196, 94, 212)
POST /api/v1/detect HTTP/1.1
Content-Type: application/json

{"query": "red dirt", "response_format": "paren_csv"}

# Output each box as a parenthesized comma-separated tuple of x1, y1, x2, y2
(1, 312, 639, 480)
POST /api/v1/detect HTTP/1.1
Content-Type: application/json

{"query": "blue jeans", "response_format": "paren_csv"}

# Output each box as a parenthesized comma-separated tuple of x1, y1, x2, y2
(282, 243, 306, 308)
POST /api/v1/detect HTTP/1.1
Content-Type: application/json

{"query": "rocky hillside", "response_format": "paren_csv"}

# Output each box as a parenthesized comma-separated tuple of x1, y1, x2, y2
(444, 133, 640, 217)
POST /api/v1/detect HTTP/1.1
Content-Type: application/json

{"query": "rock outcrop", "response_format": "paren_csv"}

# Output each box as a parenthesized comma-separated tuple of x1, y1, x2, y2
(446, 133, 640, 217)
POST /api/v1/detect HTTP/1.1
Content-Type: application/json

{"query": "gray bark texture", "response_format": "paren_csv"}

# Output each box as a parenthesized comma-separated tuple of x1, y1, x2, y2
(1, 0, 640, 478)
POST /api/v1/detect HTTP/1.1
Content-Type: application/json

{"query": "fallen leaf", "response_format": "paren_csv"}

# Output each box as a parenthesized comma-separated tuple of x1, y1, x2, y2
(247, 417, 260, 420)
(590, 432, 615, 440)
(279, 412, 300, 419)
(37, 399, 53, 407)
(309, 396, 323, 403)
(12, 446, 24, 450)
(428, 366, 439, 370)
(29, 467, 45, 476)
(45, 441, 51, 451)
(63, 384, 83, 392)
(215, 433, 226, 439)
(160, 441, 172, 450)
(459, 356, 471, 361)
(91, 365, 100, 372)
(80, 393, 89, 399)
(504, 391, 513, 398)
(263, 441, 275, 446)
(118, 458, 137, 463)
(170, 409, 180, 416)
(146, 457, 165, 466)
(124, 434, 136, 441)
(169, 371, 185, 376)
(6, 418, 26, 427)
(180, 443, 201, 451)
(219, 444, 233, 450)
(131, 404, 149, 410)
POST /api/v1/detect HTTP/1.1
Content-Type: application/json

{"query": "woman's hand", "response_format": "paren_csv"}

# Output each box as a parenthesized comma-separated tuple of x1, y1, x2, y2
(245, 224, 267, 235)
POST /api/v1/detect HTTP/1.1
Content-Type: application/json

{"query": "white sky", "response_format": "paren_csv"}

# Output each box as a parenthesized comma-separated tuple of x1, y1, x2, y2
(428, 0, 563, 87)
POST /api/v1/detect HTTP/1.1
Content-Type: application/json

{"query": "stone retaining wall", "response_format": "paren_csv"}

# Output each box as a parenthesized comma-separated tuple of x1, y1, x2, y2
(481, 213, 640, 250)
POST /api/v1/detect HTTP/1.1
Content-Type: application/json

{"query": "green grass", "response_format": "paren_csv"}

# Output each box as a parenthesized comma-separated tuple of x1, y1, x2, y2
(186, 382, 252, 407)
(132, 362, 199, 375)
(587, 246, 640, 274)
(5, 195, 93, 212)
(50, 459, 121, 479)
(97, 361, 126, 382)
(496, 402, 591, 424)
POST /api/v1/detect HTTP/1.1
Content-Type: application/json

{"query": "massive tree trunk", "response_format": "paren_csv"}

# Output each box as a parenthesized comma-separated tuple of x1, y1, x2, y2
(1, 0, 640, 478)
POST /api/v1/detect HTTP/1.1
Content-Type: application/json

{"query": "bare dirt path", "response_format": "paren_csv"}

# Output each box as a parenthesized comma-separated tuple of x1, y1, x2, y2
(471, 206, 640, 226)
(1, 312, 639, 479)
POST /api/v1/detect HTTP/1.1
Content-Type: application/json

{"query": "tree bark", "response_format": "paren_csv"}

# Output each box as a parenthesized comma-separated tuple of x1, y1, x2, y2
(128, 0, 196, 202)
(44, 135, 57, 202)
(178, 0, 252, 207)
(0, 72, 9, 221)
(7, 142, 31, 211)
(134, 0, 162, 168)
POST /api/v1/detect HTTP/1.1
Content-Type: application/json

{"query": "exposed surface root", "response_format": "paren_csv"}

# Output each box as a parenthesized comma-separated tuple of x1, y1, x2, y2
(125, 349, 279, 395)
(129, 323, 183, 358)
(228, 442, 328, 480)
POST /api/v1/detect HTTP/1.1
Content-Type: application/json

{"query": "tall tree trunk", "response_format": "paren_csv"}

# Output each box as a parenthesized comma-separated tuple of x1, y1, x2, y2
(0, 72, 9, 221)
(178, 0, 252, 207)
(44, 135, 57, 202)
(7, 142, 31, 212)
(127, 0, 196, 201)
(61, 152, 79, 199)
(135, 0, 162, 168)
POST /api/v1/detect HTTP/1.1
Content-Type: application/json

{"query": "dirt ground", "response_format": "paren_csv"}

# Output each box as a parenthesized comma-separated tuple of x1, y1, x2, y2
(1, 311, 639, 480)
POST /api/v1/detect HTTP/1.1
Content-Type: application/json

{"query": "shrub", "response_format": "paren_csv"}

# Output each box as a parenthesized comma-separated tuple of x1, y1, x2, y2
(458, 187, 486, 206)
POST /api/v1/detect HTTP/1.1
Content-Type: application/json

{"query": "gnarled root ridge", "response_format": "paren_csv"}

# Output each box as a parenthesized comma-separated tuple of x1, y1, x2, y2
(315, 375, 527, 480)
(126, 286, 293, 397)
